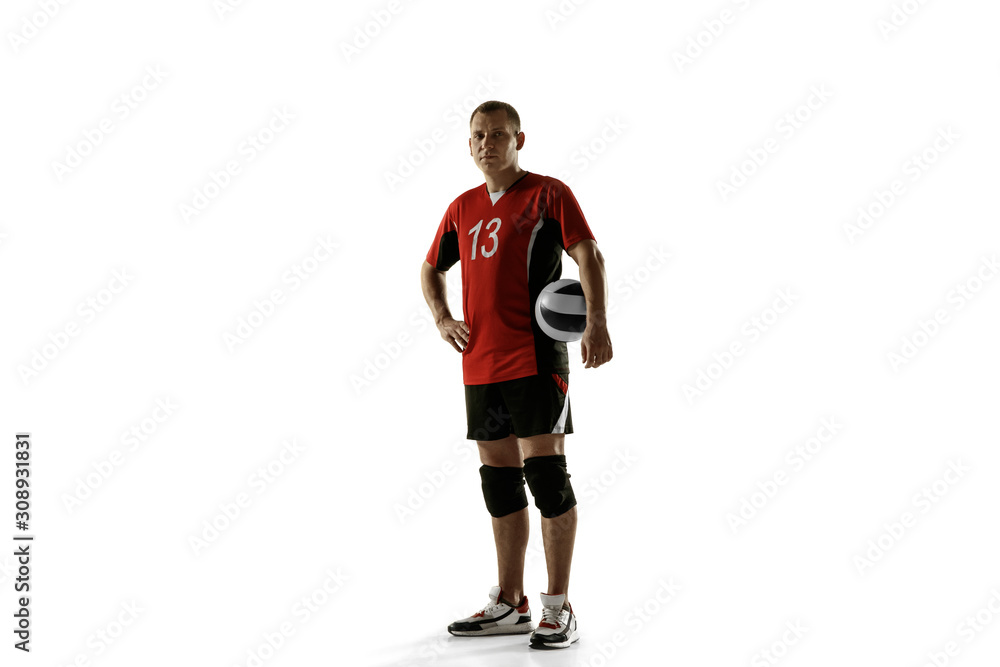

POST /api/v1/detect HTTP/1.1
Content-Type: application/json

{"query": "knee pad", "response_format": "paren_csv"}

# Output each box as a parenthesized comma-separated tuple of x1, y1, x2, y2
(479, 465, 529, 518)
(523, 455, 577, 518)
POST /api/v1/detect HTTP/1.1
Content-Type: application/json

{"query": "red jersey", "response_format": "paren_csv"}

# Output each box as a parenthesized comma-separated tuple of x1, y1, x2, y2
(425, 171, 596, 385)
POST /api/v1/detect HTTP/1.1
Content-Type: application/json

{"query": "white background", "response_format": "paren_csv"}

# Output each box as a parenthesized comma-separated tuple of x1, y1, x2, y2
(2, 0, 999, 665)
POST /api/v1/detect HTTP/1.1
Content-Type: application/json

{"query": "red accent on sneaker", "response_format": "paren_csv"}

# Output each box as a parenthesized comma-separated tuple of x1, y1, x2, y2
(473, 611, 484, 617)
(517, 597, 529, 613)
(539, 621, 559, 629)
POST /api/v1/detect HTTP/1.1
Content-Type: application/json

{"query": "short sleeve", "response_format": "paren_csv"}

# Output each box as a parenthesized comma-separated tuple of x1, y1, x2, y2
(546, 179, 596, 250)
(425, 203, 460, 271)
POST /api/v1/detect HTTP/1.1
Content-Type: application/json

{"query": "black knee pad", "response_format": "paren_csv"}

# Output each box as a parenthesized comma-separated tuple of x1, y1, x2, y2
(522, 455, 577, 518)
(479, 465, 529, 518)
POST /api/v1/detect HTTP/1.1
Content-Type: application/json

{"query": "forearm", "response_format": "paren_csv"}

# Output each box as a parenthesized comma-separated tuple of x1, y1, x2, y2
(577, 251, 608, 326)
(421, 261, 453, 324)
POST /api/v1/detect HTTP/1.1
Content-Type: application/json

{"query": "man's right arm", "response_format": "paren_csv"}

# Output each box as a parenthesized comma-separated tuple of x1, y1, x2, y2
(421, 261, 469, 353)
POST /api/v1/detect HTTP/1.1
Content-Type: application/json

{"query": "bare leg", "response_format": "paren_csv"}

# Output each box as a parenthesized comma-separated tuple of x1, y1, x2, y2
(492, 508, 528, 603)
(520, 433, 575, 600)
(540, 505, 576, 597)
(478, 435, 526, 603)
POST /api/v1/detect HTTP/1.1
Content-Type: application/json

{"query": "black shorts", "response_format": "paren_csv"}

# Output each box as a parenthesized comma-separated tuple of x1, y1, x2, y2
(465, 372, 573, 441)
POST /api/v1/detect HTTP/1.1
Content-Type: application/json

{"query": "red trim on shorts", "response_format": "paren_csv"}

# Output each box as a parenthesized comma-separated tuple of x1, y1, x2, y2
(551, 373, 568, 394)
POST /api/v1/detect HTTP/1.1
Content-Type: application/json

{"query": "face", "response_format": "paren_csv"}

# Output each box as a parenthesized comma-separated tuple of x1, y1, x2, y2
(469, 110, 523, 173)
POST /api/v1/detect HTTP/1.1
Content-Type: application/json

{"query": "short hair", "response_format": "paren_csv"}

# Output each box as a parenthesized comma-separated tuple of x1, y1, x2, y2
(469, 101, 521, 135)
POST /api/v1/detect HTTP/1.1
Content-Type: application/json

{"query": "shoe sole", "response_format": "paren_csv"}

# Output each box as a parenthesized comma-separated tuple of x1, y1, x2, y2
(448, 623, 534, 637)
(529, 628, 580, 649)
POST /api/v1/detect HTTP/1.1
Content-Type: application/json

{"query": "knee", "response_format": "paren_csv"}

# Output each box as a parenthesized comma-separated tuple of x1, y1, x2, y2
(522, 455, 577, 518)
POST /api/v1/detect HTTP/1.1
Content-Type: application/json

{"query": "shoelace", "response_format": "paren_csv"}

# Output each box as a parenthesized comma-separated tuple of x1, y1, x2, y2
(540, 605, 564, 627)
(473, 598, 505, 618)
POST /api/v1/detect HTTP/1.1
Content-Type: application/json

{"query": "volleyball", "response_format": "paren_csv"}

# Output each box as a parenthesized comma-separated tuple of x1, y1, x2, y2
(535, 279, 587, 342)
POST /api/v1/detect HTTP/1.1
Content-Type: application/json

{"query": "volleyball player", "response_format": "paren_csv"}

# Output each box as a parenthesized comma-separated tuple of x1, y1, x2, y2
(420, 100, 612, 650)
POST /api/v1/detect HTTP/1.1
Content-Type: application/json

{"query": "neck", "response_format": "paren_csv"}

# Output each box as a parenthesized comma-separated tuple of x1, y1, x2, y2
(484, 167, 527, 193)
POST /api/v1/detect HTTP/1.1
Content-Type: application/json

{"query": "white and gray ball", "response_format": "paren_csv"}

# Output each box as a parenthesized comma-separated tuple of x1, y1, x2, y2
(535, 279, 587, 342)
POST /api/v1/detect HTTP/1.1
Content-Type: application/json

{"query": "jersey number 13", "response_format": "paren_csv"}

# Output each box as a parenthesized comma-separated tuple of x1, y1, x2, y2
(469, 217, 501, 260)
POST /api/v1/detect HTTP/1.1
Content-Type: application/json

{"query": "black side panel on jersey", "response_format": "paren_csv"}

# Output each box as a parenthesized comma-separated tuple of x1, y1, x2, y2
(527, 217, 569, 374)
(434, 230, 459, 271)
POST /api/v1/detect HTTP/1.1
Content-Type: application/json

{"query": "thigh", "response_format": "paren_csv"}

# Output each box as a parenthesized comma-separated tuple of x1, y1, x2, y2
(477, 434, 522, 467)
(519, 432, 565, 460)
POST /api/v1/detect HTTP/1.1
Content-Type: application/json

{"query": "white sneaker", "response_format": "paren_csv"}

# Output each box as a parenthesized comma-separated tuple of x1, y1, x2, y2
(529, 592, 579, 649)
(448, 586, 532, 636)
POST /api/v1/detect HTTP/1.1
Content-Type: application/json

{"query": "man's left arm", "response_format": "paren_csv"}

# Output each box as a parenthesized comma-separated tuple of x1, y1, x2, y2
(566, 239, 613, 369)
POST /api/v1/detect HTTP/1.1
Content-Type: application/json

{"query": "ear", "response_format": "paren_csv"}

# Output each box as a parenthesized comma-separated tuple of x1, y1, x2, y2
(516, 131, 525, 150)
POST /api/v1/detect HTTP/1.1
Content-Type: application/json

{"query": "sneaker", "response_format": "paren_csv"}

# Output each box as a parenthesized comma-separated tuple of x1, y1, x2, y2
(448, 586, 532, 636)
(529, 592, 579, 650)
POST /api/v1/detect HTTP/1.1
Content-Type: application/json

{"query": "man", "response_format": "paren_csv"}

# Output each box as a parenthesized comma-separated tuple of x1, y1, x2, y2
(420, 100, 612, 650)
